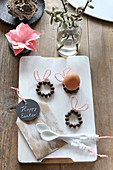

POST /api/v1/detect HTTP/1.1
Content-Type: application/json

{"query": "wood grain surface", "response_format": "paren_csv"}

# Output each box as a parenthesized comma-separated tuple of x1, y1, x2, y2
(0, 0, 113, 170)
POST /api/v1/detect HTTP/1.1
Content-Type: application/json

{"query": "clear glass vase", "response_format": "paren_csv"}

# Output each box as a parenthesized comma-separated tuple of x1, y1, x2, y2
(57, 25, 82, 57)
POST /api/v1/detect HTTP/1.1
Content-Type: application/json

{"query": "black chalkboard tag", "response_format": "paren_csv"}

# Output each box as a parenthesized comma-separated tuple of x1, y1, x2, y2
(16, 99, 40, 121)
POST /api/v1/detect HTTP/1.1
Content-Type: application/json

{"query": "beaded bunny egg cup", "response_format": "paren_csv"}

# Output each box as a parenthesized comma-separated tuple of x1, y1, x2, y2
(65, 95, 89, 129)
(54, 67, 80, 94)
(34, 69, 55, 98)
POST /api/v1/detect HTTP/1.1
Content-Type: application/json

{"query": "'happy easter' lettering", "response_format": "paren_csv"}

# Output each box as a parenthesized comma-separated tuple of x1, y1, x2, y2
(21, 106, 37, 112)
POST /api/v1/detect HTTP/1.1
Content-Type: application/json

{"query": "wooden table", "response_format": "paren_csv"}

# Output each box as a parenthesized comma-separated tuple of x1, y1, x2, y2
(0, 0, 113, 170)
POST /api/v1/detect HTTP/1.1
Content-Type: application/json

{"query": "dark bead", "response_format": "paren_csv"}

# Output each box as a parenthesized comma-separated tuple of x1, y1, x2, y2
(66, 121, 69, 125)
(43, 81, 47, 85)
(45, 94, 48, 98)
(71, 110, 75, 113)
(37, 85, 40, 88)
(74, 88, 79, 93)
(65, 117, 69, 121)
(68, 112, 71, 116)
(69, 91, 73, 94)
(50, 84, 53, 87)
(79, 120, 83, 124)
(39, 82, 42, 85)
(75, 111, 78, 115)
(73, 125, 77, 128)
(63, 86, 66, 90)
(51, 90, 54, 94)
(51, 87, 55, 90)
(77, 113, 81, 117)
(37, 91, 41, 95)
(78, 117, 82, 120)
(65, 114, 69, 117)
(36, 88, 39, 92)
(76, 123, 80, 127)
(69, 124, 73, 127)
(65, 89, 68, 92)
(46, 81, 50, 85)
(41, 93, 44, 97)
(48, 93, 51, 97)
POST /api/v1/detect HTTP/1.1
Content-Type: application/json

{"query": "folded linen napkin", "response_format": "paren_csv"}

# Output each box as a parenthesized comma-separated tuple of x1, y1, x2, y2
(16, 102, 65, 160)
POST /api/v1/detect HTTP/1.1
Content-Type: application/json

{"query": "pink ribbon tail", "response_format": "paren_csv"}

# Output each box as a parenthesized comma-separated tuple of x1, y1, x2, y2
(86, 148, 108, 158)
(96, 136, 113, 139)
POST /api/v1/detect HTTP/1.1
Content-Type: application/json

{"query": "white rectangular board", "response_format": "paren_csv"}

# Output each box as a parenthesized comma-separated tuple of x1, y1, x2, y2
(18, 56, 97, 163)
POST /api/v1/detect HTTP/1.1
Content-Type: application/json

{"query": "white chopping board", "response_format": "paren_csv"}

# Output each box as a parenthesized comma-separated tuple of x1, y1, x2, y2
(18, 56, 97, 163)
(68, 0, 113, 22)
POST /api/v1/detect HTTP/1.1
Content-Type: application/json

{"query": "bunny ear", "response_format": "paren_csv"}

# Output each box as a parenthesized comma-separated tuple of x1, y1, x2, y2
(43, 69, 51, 81)
(34, 69, 41, 82)
(63, 67, 71, 76)
(70, 95, 78, 110)
(54, 73, 64, 82)
(78, 104, 89, 112)
(70, 95, 89, 112)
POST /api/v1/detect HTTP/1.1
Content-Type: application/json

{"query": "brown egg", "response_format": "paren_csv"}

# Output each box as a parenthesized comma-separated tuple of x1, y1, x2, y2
(64, 72, 80, 91)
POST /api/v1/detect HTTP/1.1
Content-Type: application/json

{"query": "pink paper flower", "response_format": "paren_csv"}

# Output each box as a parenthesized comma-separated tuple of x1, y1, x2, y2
(5, 23, 40, 56)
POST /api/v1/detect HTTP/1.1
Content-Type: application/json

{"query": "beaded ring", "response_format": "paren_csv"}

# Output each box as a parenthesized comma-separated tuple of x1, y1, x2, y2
(65, 110, 83, 128)
(65, 95, 89, 128)
(54, 67, 80, 94)
(34, 69, 55, 98)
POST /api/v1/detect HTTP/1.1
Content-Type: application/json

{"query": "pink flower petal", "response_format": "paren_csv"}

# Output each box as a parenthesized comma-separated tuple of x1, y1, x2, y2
(5, 23, 40, 55)
(16, 23, 30, 41)
(5, 30, 18, 43)
(12, 45, 24, 56)
(27, 32, 40, 42)
(25, 40, 37, 51)
(16, 23, 33, 36)
(16, 23, 40, 42)
(14, 43, 25, 49)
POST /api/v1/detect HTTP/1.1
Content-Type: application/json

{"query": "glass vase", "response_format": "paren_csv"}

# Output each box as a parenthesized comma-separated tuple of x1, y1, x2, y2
(57, 25, 82, 57)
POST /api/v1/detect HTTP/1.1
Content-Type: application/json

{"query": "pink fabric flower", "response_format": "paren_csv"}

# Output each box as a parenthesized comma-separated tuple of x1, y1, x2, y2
(5, 23, 40, 56)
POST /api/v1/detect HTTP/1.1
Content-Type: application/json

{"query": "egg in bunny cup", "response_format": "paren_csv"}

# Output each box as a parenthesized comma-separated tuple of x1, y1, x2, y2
(54, 67, 80, 94)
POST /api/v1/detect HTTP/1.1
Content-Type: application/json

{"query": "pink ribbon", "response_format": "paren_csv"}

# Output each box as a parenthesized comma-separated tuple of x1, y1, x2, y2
(10, 87, 27, 104)
(71, 95, 89, 112)
(34, 69, 51, 83)
(86, 147, 108, 158)
(54, 67, 71, 82)
(96, 136, 113, 139)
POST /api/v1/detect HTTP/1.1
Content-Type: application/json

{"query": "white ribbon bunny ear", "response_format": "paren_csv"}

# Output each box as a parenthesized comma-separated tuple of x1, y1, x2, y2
(34, 69, 51, 82)
(63, 67, 71, 77)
